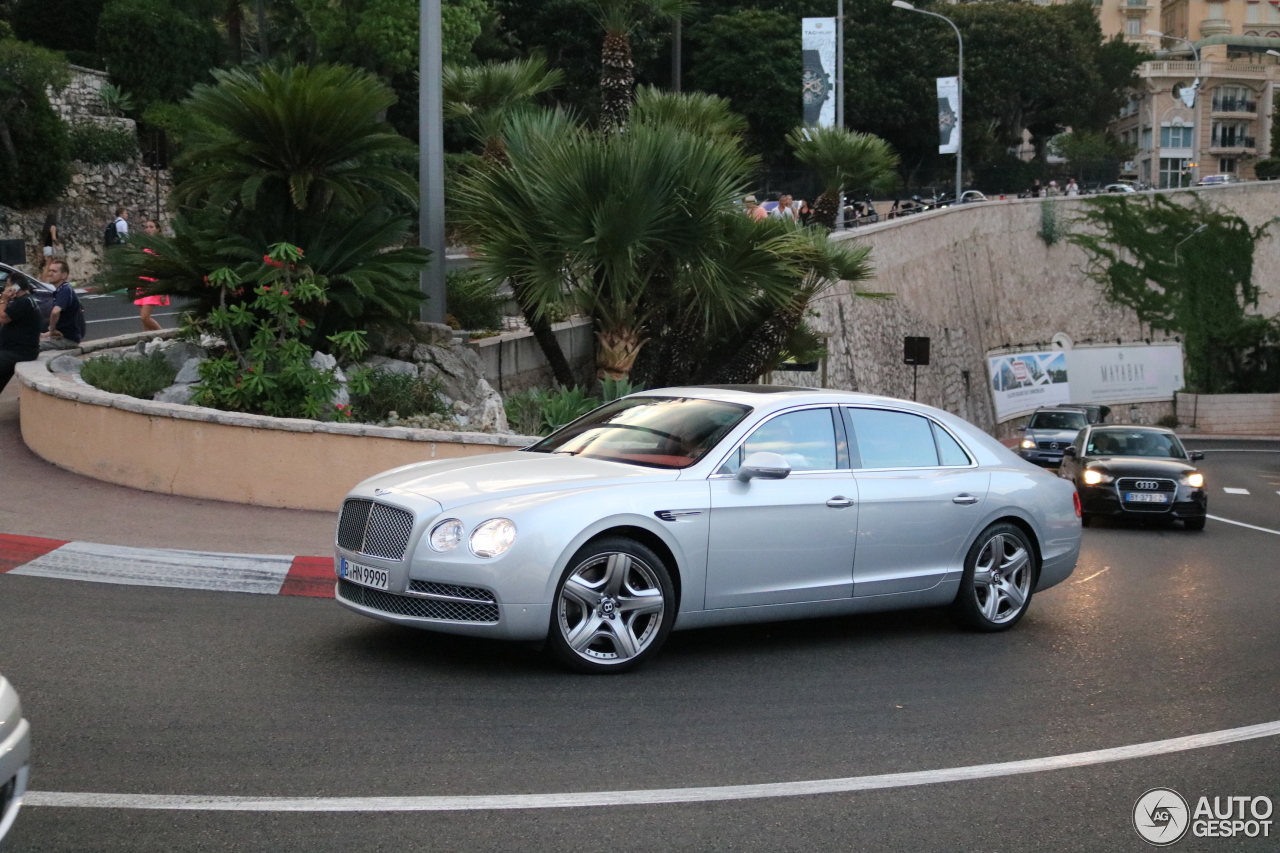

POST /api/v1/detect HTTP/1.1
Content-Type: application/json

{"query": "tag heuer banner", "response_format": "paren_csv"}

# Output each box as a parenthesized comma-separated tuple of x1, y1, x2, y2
(802, 18, 836, 127)
(936, 77, 959, 154)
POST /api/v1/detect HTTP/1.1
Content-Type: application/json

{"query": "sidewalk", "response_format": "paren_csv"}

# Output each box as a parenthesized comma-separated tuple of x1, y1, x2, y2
(0, 384, 334, 556)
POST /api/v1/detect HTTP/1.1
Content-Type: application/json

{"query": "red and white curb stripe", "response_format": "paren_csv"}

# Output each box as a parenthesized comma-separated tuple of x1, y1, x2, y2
(0, 533, 334, 598)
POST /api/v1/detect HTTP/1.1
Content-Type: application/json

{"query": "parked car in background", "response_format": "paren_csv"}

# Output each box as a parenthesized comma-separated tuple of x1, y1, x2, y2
(959, 190, 988, 203)
(334, 387, 1081, 673)
(1017, 407, 1090, 467)
(0, 262, 92, 328)
(1103, 183, 1137, 193)
(0, 675, 30, 843)
(1050, 403, 1110, 424)
(1058, 425, 1207, 529)
(1197, 174, 1239, 187)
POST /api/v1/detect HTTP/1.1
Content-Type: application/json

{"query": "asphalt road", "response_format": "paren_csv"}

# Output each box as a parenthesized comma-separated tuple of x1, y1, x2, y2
(1, 443, 1278, 852)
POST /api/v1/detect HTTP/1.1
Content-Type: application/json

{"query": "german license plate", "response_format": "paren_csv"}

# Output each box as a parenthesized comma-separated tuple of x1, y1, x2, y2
(1125, 492, 1169, 503)
(341, 558, 390, 590)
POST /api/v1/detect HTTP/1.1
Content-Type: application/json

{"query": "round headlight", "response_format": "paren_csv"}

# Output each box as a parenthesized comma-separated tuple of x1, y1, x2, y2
(1020, 439, 1036, 449)
(1185, 472, 1205, 488)
(429, 518, 464, 552)
(1082, 469, 1104, 485)
(469, 518, 517, 558)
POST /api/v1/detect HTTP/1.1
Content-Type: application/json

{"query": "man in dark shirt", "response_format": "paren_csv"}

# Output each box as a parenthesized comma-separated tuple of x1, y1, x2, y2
(0, 276, 42, 394)
(39, 259, 85, 351)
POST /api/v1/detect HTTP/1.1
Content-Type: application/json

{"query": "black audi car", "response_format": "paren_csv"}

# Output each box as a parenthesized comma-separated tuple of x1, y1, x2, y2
(1057, 425, 1207, 529)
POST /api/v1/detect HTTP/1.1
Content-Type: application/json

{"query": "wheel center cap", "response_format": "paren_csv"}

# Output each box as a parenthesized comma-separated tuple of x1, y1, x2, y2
(599, 597, 617, 618)
(991, 571, 1002, 585)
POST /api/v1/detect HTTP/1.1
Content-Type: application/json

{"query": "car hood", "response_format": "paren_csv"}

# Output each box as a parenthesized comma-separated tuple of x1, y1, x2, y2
(1084, 457, 1195, 476)
(360, 451, 681, 509)
(1026, 429, 1080, 443)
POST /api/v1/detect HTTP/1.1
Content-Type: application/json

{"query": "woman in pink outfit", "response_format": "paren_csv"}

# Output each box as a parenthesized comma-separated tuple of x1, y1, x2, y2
(134, 219, 169, 332)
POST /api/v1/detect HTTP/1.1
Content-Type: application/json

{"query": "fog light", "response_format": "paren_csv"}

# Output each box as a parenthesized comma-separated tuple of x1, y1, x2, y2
(1082, 469, 1104, 485)
(429, 519, 464, 552)
(470, 518, 517, 558)
(1185, 472, 1204, 488)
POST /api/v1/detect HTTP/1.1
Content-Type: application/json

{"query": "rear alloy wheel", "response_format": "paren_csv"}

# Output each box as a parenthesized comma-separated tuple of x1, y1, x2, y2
(548, 537, 675, 674)
(952, 523, 1036, 632)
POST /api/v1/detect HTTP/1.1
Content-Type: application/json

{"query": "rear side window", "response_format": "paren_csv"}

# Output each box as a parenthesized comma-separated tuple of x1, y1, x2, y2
(846, 408, 939, 469)
(932, 423, 971, 466)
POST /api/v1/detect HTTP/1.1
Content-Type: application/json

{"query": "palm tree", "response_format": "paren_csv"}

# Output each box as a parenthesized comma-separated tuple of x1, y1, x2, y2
(787, 126, 901, 229)
(444, 57, 564, 161)
(589, 0, 686, 133)
(630, 85, 746, 138)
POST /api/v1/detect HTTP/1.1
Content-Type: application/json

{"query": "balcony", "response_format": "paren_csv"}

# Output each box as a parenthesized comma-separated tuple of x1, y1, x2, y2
(1209, 135, 1256, 151)
(1211, 97, 1257, 114)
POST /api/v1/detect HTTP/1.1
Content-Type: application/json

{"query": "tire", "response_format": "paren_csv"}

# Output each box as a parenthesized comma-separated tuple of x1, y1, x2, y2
(547, 536, 676, 674)
(1184, 516, 1206, 531)
(951, 522, 1037, 632)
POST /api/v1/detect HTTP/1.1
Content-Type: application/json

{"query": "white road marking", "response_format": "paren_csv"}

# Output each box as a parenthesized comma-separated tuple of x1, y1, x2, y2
(9, 542, 293, 594)
(1191, 449, 1280, 452)
(1073, 567, 1111, 584)
(1222, 488, 1251, 494)
(25, 719, 1280, 812)
(1206, 515, 1280, 536)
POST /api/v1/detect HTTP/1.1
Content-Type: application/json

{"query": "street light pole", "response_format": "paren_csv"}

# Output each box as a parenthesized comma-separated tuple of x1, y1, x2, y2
(1148, 31, 1202, 188)
(893, 0, 962, 205)
(672, 18, 682, 93)
(419, 0, 447, 324)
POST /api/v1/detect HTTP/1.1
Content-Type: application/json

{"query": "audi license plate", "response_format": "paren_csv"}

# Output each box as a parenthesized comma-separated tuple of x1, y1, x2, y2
(1125, 492, 1169, 503)
(341, 558, 390, 590)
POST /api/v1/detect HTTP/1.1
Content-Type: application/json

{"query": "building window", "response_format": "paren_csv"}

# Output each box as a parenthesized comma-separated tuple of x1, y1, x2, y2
(1161, 124, 1195, 147)
(1269, 2, 1280, 23)
(1126, 17, 1143, 35)
(1248, 1, 1260, 23)
(1220, 157, 1237, 173)
(1212, 120, 1254, 147)
(1208, 1, 1225, 18)
(1160, 158, 1191, 188)
(1213, 85, 1255, 112)
(1142, 127, 1153, 149)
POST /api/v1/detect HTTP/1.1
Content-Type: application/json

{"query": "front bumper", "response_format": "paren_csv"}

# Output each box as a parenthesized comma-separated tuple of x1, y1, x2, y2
(0, 679, 30, 844)
(1019, 449, 1064, 467)
(1079, 484, 1207, 520)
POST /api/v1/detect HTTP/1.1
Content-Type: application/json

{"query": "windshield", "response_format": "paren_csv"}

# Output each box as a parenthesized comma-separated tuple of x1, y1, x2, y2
(1086, 429, 1187, 459)
(1028, 411, 1087, 431)
(527, 397, 751, 469)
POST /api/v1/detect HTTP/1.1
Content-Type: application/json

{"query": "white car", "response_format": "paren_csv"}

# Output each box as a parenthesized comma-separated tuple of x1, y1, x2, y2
(334, 387, 1082, 672)
(0, 676, 30, 843)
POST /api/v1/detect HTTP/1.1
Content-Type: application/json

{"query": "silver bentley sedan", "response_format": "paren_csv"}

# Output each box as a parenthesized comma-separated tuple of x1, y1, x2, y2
(334, 386, 1082, 673)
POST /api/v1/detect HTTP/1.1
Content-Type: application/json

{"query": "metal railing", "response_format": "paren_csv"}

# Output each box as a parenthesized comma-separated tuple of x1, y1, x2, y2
(1210, 134, 1256, 148)
(1211, 97, 1257, 112)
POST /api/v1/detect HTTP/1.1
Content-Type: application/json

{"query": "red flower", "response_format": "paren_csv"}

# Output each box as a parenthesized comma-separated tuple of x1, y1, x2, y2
(139, 276, 159, 283)
(281, 290, 290, 296)
(263, 255, 284, 268)
(143, 247, 157, 256)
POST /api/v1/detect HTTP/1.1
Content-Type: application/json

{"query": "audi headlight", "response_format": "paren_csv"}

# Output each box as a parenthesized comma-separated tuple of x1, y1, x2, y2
(469, 518, 517, 558)
(428, 518, 464, 552)
(1082, 469, 1107, 486)
(1020, 439, 1036, 449)
(1185, 472, 1205, 488)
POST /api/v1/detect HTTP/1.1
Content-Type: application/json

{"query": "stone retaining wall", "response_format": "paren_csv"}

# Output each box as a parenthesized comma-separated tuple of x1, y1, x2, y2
(1176, 392, 1280, 435)
(468, 317, 595, 395)
(15, 354, 539, 512)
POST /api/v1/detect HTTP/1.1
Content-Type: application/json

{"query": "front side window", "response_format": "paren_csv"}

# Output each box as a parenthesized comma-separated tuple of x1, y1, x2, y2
(719, 408, 838, 475)
(529, 396, 750, 469)
(1086, 429, 1187, 459)
(847, 408, 939, 469)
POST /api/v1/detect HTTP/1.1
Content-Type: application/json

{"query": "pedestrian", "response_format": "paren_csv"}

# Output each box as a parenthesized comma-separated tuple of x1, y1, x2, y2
(134, 218, 169, 332)
(40, 211, 61, 277)
(1046, 180, 1060, 197)
(104, 206, 129, 248)
(797, 199, 814, 226)
(770, 194, 799, 223)
(1028, 179, 1043, 199)
(0, 275, 41, 394)
(1065, 178, 1080, 196)
(743, 195, 767, 222)
(38, 259, 85, 352)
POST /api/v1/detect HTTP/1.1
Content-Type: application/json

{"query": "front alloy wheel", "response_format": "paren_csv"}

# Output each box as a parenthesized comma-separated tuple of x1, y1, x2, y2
(549, 537, 674, 673)
(952, 523, 1036, 631)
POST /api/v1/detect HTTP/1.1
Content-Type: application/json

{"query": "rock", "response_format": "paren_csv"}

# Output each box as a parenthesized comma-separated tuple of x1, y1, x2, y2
(309, 351, 337, 372)
(48, 355, 83, 375)
(361, 355, 418, 377)
(153, 384, 195, 405)
(424, 341, 487, 404)
(451, 399, 471, 416)
(474, 378, 509, 433)
(418, 360, 441, 385)
(174, 357, 204, 384)
(332, 385, 350, 407)
(412, 321, 455, 347)
(160, 342, 207, 372)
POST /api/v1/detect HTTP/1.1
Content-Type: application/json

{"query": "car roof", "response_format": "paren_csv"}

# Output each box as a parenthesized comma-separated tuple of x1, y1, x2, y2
(633, 385, 941, 413)
(1087, 424, 1174, 433)
(1033, 406, 1087, 413)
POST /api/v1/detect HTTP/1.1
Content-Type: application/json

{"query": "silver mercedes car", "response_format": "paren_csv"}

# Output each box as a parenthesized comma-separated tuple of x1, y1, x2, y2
(334, 386, 1081, 672)
(0, 675, 30, 843)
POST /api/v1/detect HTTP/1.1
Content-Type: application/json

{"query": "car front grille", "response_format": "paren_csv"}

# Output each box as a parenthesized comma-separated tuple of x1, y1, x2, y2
(338, 579, 499, 623)
(408, 580, 496, 603)
(1116, 477, 1177, 513)
(337, 500, 415, 560)
(1036, 441, 1067, 451)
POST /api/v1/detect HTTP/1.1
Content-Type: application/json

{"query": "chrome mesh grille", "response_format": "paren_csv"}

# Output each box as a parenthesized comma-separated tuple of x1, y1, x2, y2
(337, 500, 414, 560)
(338, 579, 499, 623)
(409, 580, 496, 603)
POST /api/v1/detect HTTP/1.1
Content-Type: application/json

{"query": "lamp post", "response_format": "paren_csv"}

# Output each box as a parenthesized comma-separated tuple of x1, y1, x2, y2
(893, 0, 962, 205)
(419, 0, 447, 324)
(1148, 31, 1202, 188)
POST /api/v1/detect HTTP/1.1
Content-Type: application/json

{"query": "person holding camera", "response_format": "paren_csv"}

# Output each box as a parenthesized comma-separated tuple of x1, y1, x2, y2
(0, 275, 42, 394)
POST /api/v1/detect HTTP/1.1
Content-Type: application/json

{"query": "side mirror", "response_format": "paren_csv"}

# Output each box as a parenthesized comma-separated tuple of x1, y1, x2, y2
(1062, 446, 1077, 458)
(1190, 450, 1205, 461)
(1017, 425, 1026, 432)
(737, 451, 792, 482)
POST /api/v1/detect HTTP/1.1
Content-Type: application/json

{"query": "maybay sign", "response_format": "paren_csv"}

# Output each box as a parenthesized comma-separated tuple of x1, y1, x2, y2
(987, 342, 1185, 422)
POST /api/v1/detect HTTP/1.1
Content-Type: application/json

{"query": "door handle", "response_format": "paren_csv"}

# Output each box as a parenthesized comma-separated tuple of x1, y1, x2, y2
(953, 494, 979, 505)
(826, 496, 855, 508)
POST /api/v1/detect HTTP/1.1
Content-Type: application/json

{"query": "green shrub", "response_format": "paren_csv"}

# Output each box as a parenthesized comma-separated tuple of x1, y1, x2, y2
(96, 0, 221, 108)
(504, 388, 547, 436)
(12, 0, 106, 56)
(505, 380, 639, 436)
(446, 268, 505, 331)
(1156, 414, 1178, 428)
(1254, 158, 1280, 180)
(81, 352, 176, 398)
(348, 369, 447, 423)
(68, 123, 138, 164)
(0, 40, 71, 208)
